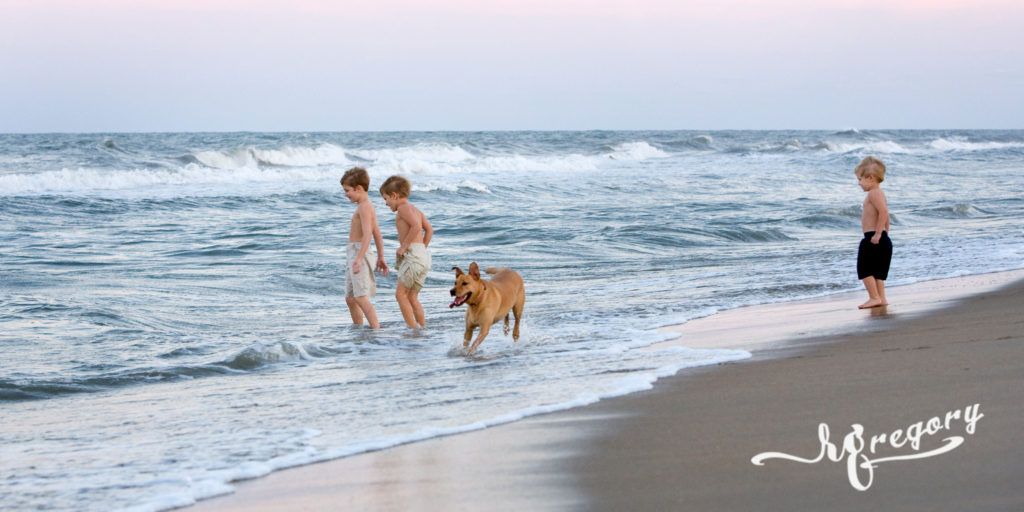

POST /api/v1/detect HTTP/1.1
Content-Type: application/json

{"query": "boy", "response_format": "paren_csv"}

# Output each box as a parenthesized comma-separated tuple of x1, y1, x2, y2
(379, 176, 433, 329)
(341, 167, 389, 328)
(854, 156, 892, 309)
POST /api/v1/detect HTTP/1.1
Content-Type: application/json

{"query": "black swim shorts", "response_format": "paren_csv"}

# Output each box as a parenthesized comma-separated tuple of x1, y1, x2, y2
(857, 231, 892, 280)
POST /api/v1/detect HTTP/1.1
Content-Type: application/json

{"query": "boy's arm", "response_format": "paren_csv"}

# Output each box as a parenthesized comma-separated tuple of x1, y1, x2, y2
(396, 204, 422, 255)
(422, 214, 433, 248)
(373, 222, 388, 275)
(869, 189, 889, 244)
(354, 202, 374, 272)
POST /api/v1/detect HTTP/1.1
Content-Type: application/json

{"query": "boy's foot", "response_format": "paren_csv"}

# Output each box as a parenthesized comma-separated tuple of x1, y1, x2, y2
(858, 299, 886, 309)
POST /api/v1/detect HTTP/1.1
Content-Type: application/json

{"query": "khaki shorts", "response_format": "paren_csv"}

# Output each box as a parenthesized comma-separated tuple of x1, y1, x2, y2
(396, 243, 431, 292)
(346, 242, 376, 298)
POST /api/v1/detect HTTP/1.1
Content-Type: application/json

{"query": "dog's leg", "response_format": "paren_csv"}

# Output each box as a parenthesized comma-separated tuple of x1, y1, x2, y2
(512, 293, 525, 342)
(467, 322, 493, 355)
(503, 313, 510, 336)
(463, 324, 475, 348)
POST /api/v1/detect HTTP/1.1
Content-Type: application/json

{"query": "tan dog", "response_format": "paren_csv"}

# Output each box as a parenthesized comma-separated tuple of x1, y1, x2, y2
(449, 262, 525, 354)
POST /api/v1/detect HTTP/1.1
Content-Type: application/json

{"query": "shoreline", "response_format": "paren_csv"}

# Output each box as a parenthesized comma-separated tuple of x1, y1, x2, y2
(574, 272, 1024, 511)
(183, 269, 1024, 511)
(654, 269, 1024, 353)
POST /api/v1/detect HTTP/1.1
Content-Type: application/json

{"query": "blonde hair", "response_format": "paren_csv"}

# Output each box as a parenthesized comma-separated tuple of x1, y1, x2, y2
(379, 175, 411, 198)
(855, 156, 886, 183)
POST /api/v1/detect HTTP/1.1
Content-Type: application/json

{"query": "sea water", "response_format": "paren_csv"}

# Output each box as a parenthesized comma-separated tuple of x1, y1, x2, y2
(1, 130, 1022, 510)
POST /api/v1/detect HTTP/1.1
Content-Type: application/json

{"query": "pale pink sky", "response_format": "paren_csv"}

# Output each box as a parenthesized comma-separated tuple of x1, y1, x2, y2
(1, 0, 1021, 131)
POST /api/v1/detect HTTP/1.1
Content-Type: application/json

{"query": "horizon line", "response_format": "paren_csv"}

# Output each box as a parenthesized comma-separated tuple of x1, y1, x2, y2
(2, 127, 1022, 136)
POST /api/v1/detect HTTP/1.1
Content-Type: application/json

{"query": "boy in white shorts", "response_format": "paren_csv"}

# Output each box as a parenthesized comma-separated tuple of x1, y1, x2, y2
(379, 176, 433, 329)
(341, 167, 388, 328)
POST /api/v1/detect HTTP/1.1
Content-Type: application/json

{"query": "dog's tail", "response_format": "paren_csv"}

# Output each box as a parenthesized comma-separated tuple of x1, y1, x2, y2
(484, 267, 503, 275)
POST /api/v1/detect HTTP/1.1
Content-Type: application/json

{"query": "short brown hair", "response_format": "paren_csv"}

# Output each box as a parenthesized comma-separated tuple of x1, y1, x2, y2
(379, 175, 411, 198)
(855, 156, 886, 183)
(340, 167, 370, 191)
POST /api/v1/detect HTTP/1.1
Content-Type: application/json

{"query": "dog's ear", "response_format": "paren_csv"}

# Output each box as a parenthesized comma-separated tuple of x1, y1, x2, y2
(469, 262, 480, 280)
(452, 266, 463, 277)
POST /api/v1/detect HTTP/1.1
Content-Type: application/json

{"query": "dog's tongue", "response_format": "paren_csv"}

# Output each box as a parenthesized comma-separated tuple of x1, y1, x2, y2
(449, 295, 467, 308)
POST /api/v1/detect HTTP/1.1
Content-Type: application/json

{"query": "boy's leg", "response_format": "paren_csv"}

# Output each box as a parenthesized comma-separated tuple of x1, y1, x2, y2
(876, 279, 888, 306)
(395, 284, 418, 329)
(409, 289, 425, 328)
(859, 277, 884, 309)
(345, 295, 364, 325)
(351, 295, 380, 329)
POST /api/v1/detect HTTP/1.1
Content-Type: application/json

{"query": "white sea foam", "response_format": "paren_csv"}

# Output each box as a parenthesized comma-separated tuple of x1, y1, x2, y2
(474, 153, 600, 173)
(194, 149, 259, 170)
(0, 144, 616, 197)
(818, 140, 910, 154)
(0, 165, 341, 196)
(359, 153, 601, 177)
(0, 157, 583, 196)
(349, 143, 476, 164)
(124, 346, 750, 512)
(194, 144, 351, 169)
(608, 141, 670, 160)
(413, 179, 492, 194)
(252, 144, 351, 166)
(927, 138, 1024, 152)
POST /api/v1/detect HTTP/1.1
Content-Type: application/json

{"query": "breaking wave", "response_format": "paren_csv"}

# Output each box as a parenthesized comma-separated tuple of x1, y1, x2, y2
(607, 141, 670, 160)
(814, 140, 910, 154)
(927, 138, 1024, 152)
(915, 203, 993, 219)
(0, 341, 321, 401)
(192, 144, 351, 169)
(0, 165, 341, 196)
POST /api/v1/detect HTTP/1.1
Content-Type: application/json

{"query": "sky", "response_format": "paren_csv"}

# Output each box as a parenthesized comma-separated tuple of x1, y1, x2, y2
(1, 0, 1022, 132)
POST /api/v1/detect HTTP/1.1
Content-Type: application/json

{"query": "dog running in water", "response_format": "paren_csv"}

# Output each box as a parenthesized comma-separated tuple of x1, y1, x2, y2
(449, 262, 525, 355)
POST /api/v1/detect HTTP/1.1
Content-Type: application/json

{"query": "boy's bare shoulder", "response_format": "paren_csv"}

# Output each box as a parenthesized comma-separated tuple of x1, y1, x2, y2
(410, 201, 429, 218)
(356, 199, 377, 217)
(397, 202, 422, 216)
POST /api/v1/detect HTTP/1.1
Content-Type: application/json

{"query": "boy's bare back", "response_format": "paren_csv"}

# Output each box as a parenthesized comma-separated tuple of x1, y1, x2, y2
(395, 202, 428, 245)
(861, 188, 890, 233)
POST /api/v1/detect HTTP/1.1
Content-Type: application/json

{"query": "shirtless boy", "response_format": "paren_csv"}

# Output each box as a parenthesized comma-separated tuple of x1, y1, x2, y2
(379, 176, 433, 329)
(854, 156, 893, 309)
(341, 167, 388, 328)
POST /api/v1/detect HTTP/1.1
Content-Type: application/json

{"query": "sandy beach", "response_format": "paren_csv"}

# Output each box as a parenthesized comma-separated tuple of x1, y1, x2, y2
(186, 271, 1024, 511)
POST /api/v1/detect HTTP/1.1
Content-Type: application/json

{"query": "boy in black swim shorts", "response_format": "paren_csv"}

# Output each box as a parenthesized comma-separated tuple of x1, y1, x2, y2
(854, 156, 892, 309)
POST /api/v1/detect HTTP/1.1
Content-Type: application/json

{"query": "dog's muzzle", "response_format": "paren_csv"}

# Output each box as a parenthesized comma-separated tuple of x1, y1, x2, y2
(449, 292, 470, 308)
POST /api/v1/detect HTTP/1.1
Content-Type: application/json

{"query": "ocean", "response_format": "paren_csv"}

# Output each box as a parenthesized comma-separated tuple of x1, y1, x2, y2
(2, 130, 1022, 511)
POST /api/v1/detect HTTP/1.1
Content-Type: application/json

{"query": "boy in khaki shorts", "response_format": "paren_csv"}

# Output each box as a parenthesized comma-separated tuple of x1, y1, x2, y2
(379, 176, 433, 329)
(341, 167, 388, 328)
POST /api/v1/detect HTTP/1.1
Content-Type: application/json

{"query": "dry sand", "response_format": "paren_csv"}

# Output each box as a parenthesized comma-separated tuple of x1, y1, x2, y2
(187, 271, 1024, 511)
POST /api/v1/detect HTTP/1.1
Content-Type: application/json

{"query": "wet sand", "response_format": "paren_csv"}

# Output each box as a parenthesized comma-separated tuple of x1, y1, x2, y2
(186, 271, 1024, 511)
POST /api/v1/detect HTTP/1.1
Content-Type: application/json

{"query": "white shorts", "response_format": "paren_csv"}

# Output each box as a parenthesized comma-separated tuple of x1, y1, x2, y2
(346, 242, 376, 298)
(396, 243, 431, 292)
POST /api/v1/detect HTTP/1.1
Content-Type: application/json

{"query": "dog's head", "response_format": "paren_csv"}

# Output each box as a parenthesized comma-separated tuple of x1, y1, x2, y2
(449, 262, 484, 308)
